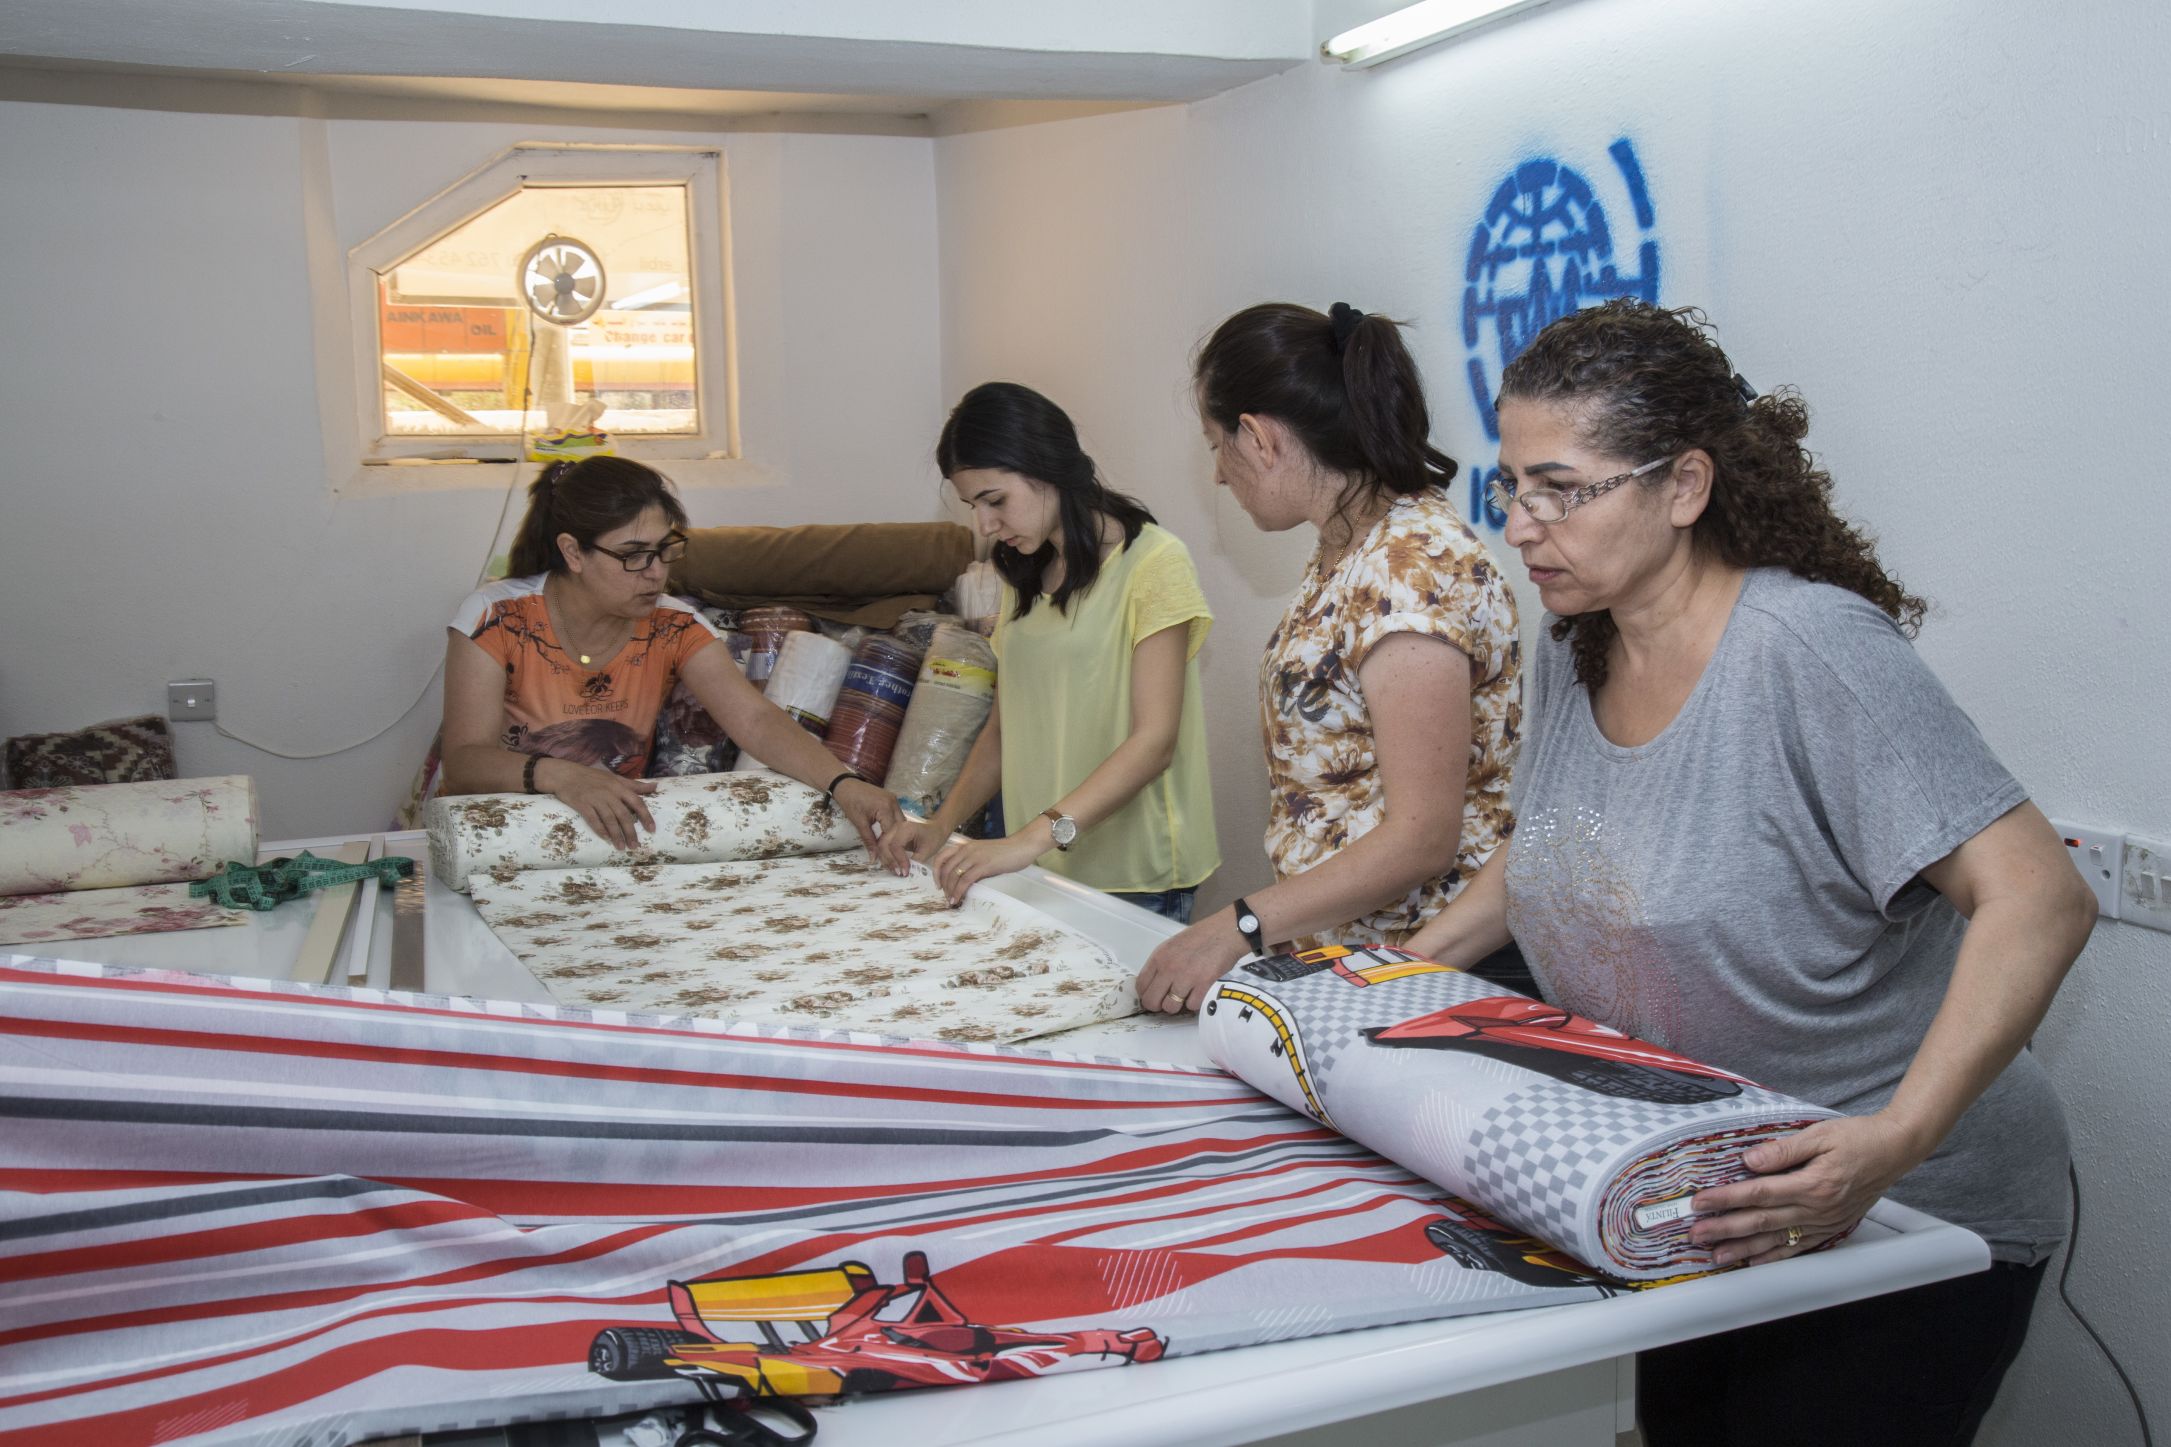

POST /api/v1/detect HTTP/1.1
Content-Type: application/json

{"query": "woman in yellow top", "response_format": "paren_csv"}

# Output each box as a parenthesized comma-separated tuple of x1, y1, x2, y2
(874, 383, 1218, 919)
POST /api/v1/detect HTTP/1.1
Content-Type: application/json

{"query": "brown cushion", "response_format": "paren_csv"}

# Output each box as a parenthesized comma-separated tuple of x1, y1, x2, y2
(4, 715, 178, 790)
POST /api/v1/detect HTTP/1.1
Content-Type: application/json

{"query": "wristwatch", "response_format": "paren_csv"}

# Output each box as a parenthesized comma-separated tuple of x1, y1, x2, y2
(1040, 807, 1079, 851)
(1230, 896, 1265, 956)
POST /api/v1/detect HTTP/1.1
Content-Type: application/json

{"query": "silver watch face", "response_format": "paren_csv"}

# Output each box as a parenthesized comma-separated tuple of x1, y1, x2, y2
(1237, 911, 1259, 935)
(1051, 815, 1078, 846)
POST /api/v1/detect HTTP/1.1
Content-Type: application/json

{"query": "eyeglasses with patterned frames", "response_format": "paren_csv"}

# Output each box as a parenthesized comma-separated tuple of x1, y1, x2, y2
(589, 532, 689, 572)
(1488, 455, 1676, 525)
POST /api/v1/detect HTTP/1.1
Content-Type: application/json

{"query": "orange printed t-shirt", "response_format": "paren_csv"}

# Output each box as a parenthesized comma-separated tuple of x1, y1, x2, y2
(451, 575, 722, 779)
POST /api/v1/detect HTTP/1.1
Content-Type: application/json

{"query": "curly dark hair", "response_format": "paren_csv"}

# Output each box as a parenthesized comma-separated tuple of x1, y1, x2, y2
(1499, 300, 1925, 688)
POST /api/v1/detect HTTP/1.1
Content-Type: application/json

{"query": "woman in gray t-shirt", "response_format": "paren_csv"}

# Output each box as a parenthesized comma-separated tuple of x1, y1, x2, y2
(1403, 300, 2094, 1447)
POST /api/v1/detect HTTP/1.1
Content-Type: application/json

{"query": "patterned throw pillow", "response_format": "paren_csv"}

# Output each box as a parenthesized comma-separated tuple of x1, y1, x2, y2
(4, 715, 178, 790)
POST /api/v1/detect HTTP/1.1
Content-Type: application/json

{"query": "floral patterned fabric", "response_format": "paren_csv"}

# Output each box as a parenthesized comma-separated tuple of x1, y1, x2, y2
(0, 884, 248, 947)
(467, 850, 1137, 1044)
(1259, 488, 1520, 946)
(0, 776, 259, 897)
(426, 773, 858, 893)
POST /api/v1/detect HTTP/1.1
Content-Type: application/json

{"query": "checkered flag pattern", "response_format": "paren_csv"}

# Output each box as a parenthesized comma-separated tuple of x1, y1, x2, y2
(1202, 948, 1840, 1280)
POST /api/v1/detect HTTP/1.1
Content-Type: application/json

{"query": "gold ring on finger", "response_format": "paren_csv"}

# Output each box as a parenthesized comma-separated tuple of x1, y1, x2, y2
(1784, 1225, 1802, 1248)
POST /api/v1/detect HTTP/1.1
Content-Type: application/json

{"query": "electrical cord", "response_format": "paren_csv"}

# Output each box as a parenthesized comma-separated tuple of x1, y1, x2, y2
(207, 321, 539, 762)
(2062, 1161, 2154, 1447)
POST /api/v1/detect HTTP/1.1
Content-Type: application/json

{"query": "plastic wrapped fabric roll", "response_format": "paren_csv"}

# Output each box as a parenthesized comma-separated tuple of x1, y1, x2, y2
(0, 776, 258, 897)
(731, 631, 855, 775)
(424, 773, 859, 892)
(823, 634, 923, 782)
(1199, 945, 1846, 1282)
(739, 607, 814, 691)
(883, 623, 997, 814)
(889, 610, 962, 653)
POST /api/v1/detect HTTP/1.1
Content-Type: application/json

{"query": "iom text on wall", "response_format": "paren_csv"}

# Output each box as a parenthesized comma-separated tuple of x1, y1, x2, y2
(1460, 138, 1660, 529)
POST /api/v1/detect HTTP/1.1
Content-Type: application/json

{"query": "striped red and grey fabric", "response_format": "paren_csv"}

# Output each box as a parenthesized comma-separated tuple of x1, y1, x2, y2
(0, 958, 1605, 1446)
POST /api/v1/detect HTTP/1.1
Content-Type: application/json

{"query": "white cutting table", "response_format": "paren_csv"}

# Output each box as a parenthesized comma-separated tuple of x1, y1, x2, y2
(49, 831, 1990, 1447)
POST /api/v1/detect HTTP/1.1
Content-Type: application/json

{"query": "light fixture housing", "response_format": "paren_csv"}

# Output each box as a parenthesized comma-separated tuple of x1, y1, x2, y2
(1322, 0, 1555, 68)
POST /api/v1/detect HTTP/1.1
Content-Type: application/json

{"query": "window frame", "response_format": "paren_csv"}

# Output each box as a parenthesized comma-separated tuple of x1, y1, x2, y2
(347, 144, 738, 465)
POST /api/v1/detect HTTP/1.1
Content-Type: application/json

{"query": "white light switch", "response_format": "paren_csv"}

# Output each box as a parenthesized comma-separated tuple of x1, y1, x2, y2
(2122, 836, 2171, 935)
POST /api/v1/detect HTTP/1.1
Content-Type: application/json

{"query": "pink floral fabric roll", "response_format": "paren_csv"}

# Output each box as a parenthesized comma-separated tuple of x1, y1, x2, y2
(0, 776, 259, 897)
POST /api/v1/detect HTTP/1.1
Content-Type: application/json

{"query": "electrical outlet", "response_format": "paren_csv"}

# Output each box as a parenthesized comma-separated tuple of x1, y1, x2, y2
(2121, 835, 2171, 934)
(166, 679, 217, 723)
(2051, 820, 2122, 920)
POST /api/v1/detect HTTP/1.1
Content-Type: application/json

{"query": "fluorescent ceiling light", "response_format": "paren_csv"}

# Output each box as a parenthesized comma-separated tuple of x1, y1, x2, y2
(1322, 0, 1555, 67)
(610, 281, 686, 311)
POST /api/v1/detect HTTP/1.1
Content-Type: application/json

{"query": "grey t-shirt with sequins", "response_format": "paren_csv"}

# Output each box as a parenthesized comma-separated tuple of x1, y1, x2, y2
(1505, 568, 2067, 1264)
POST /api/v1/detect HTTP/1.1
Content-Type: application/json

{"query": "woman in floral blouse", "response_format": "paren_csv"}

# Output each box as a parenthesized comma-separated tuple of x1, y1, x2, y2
(1135, 302, 1522, 1014)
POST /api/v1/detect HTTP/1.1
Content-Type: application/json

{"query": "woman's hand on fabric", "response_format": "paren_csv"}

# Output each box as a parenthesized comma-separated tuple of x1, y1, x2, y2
(545, 761, 658, 851)
(873, 815, 950, 875)
(930, 833, 1045, 906)
(1134, 914, 1249, 1017)
(833, 778, 908, 869)
(1689, 1112, 1930, 1266)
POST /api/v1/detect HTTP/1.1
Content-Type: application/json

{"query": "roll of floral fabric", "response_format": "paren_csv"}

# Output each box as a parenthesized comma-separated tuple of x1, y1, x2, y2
(425, 773, 859, 892)
(824, 633, 923, 781)
(0, 776, 258, 897)
(883, 624, 997, 814)
(1200, 945, 1845, 1281)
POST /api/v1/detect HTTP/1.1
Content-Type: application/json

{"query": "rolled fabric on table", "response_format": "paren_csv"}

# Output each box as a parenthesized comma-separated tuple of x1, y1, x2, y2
(1200, 945, 1846, 1281)
(425, 773, 859, 892)
(0, 776, 258, 897)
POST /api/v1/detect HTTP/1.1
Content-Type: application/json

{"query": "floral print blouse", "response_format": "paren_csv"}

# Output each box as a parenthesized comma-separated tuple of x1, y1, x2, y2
(1259, 487, 1521, 946)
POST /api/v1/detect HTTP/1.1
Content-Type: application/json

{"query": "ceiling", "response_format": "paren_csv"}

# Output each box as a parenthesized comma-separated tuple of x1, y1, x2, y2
(0, 0, 1325, 128)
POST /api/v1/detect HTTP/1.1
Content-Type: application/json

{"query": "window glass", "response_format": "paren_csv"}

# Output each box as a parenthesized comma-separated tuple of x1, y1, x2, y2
(379, 184, 696, 438)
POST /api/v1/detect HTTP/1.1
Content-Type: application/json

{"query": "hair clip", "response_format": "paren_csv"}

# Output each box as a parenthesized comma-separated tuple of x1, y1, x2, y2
(1732, 372, 1759, 403)
(1329, 302, 1365, 352)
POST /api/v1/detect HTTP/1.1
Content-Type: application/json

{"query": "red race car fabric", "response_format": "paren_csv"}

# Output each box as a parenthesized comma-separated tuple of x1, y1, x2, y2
(1, 956, 1610, 1446)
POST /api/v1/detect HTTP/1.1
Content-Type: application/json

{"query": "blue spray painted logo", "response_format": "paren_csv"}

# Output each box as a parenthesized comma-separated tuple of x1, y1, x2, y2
(1460, 138, 1660, 528)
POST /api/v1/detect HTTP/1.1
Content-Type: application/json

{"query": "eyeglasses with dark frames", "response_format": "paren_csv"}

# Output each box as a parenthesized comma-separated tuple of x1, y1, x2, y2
(589, 531, 689, 572)
(1489, 455, 1676, 524)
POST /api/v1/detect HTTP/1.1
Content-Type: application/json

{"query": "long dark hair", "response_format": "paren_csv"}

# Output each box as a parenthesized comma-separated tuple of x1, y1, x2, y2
(936, 382, 1155, 619)
(1500, 300, 1926, 689)
(1194, 302, 1457, 526)
(507, 456, 689, 577)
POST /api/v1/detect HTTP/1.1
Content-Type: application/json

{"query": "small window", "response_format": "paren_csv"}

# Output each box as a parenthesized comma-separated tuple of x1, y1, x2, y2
(350, 147, 734, 465)
(381, 183, 697, 439)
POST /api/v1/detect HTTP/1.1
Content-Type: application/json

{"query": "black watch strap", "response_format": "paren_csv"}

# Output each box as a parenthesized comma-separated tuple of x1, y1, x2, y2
(824, 770, 861, 800)
(1230, 895, 1265, 956)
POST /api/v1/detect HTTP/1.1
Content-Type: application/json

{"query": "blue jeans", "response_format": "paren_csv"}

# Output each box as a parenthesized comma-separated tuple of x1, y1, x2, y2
(1108, 887, 1197, 924)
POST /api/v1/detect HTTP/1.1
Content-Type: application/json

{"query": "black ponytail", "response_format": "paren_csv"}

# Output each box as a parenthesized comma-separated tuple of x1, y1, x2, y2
(1195, 302, 1457, 523)
(506, 456, 687, 577)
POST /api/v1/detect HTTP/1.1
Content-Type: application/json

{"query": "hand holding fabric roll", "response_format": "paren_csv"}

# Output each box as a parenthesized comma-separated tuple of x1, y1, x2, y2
(1200, 945, 1848, 1281)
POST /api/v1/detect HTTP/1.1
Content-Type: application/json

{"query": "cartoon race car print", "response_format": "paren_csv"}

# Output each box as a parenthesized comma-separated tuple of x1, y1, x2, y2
(588, 1251, 1166, 1401)
(1363, 996, 1749, 1105)
(1422, 1195, 1625, 1295)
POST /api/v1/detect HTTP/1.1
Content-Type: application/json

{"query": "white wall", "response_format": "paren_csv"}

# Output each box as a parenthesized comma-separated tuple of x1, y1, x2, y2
(932, 2, 2171, 1443)
(0, 79, 946, 837)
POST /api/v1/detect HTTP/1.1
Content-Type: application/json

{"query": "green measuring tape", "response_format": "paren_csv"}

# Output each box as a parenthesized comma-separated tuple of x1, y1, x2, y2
(189, 852, 416, 912)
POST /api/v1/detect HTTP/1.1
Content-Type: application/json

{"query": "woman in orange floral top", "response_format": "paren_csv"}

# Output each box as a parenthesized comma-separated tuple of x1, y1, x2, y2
(1136, 303, 1522, 1015)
